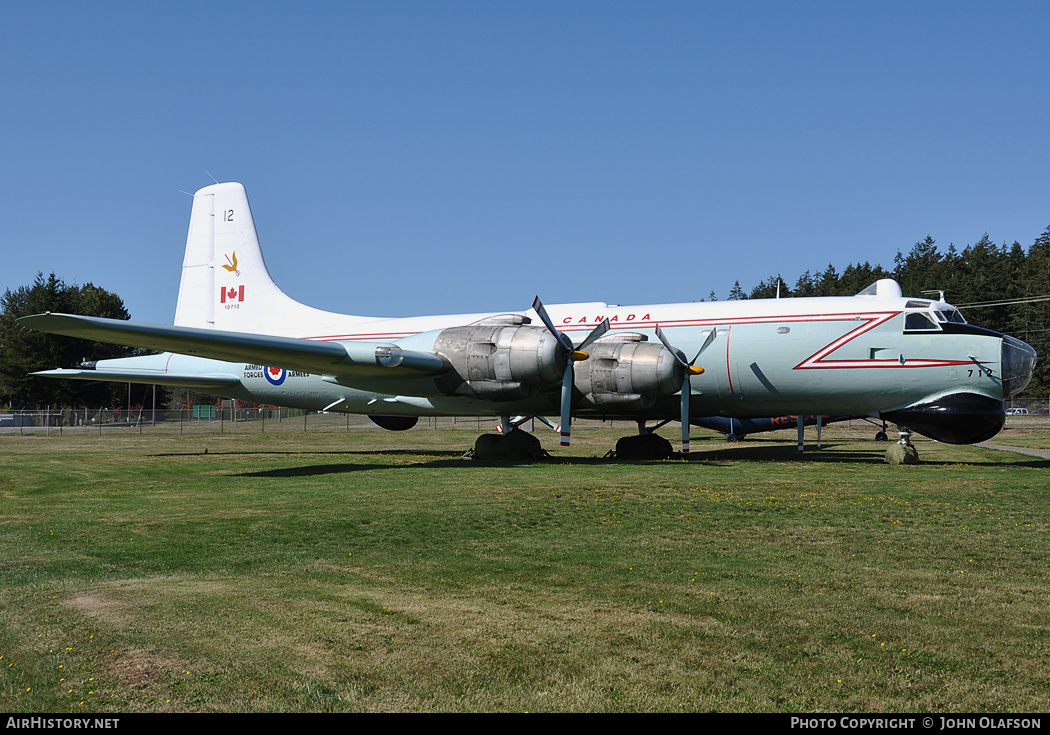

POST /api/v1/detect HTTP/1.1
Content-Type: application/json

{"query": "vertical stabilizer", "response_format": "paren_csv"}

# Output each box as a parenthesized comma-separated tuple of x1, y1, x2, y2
(172, 182, 369, 337)
(173, 184, 219, 328)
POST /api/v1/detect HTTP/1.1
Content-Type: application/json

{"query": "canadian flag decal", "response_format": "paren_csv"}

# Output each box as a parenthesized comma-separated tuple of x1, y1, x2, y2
(221, 285, 245, 303)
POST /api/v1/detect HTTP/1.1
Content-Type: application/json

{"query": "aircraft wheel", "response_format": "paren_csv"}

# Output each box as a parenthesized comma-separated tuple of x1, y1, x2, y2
(875, 431, 888, 442)
(726, 434, 739, 442)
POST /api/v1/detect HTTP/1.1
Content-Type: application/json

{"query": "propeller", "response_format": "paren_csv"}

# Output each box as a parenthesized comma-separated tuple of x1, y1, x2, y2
(655, 325, 717, 453)
(532, 297, 610, 446)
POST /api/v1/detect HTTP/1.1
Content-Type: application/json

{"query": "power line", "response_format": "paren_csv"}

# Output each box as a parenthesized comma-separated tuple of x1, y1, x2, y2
(955, 295, 1050, 309)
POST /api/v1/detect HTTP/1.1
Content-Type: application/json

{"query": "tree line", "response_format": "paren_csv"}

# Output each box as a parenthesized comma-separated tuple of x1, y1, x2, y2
(726, 227, 1050, 398)
(4, 227, 1050, 408)
(0, 273, 135, 409)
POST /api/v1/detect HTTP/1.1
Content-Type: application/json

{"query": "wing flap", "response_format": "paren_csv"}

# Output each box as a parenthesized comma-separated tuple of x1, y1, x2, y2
(18, 313, 448, 379)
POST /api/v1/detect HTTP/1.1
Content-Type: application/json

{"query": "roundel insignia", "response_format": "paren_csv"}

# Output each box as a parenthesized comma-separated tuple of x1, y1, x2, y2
(264, 367, 287, 386)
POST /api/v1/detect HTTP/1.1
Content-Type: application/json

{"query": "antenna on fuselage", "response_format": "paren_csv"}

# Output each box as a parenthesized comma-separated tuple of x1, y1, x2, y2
(776, 275, 782, 299)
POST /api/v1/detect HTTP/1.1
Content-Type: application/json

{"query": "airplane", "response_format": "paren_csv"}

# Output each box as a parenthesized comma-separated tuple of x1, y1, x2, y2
(692, 414, 861, 444)
(18, 182, 1037, 456)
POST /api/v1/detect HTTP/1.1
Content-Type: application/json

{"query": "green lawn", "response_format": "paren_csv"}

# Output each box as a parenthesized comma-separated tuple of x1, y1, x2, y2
(1, 422, 1047, 712)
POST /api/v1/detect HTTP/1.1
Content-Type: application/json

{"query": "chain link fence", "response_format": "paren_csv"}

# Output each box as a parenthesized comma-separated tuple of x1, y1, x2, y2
(0, 407, 508, 436)
(2, 399, 1048, 437)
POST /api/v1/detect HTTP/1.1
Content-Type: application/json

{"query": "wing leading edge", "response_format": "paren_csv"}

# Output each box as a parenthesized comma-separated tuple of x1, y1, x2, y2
(17, 313, 449, 380)
(29, 368, 243, 390)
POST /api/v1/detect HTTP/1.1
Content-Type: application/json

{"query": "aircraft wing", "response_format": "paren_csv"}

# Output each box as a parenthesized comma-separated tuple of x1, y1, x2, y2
(17, 313, 449, 380)
(29, 368, 243, 390)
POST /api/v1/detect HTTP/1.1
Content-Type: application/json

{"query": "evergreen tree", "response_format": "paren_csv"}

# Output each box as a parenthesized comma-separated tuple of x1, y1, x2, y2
(836, 262, 891, 296)
(1019, 226, 1050, 395)
(748, 275, 789, 299)
(893, 236, 942, 296)
(793, 270, 816, 297)
(815, 264, 839, 296)
(0, 274, 133, 408)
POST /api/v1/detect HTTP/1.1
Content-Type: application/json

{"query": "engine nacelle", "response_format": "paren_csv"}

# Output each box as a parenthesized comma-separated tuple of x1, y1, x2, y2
(574, 334, 683, 411)
(432, 315, 567, 401)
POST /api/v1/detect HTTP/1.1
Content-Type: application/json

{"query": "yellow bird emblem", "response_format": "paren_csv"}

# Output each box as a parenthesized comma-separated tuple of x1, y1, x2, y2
(222, 252, 240, 276)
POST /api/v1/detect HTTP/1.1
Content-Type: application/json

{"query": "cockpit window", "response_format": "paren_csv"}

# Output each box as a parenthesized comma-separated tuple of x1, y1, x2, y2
(904, 311, 939, 331)
(906, 300, 932, 309)
(938, 308, 967, 324)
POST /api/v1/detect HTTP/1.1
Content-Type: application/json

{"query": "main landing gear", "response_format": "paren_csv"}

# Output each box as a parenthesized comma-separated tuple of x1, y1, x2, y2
(861, 417, 890, 441)
(610, 420, 675, 460)
(468, 415, 682, 461)
(466, 414, 549, 460)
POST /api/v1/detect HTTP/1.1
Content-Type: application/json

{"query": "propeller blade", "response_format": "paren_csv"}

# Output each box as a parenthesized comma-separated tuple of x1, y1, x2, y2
(560, 362, 574, 446)
(532, 296, 573, 352)
(690, 327, 718, 364)
(681, 375, 691, 453)
(577, 318, 611, 353)
(654, 324, 689, 367)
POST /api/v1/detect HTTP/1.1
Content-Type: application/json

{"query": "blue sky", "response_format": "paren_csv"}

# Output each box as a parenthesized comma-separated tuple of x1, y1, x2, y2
(4, 1, 1050, 324)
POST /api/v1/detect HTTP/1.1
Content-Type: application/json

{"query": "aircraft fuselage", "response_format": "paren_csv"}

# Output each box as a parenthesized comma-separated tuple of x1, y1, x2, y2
(92, 287, 1031, 445)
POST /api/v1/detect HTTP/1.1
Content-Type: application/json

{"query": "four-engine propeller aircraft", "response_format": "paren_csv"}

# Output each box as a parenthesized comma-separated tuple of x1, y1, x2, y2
(19, 182, 1037, 454)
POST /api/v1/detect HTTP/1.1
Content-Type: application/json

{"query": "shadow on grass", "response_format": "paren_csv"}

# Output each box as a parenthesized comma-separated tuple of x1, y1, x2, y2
(232, 451, 1050, 480)
(151, 448, 467, 458)
(700, 442, 1050, 468)
(154, 436, 1050, 477)
(236, 462, 410, 477)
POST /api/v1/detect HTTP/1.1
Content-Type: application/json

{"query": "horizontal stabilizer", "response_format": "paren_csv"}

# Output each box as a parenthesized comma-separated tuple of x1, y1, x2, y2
(31, 368, 242, 390)
(18, 313, 449, 379)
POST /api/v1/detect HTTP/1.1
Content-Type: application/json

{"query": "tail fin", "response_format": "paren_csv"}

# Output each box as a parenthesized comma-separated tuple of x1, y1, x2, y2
(173, 182, 368, 337)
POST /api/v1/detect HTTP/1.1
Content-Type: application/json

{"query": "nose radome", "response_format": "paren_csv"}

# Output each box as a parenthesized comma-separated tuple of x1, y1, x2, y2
(1001, 335, 1037, 398)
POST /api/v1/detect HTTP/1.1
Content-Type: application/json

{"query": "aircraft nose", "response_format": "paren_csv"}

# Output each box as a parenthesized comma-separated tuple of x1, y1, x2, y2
(1001, 335, 1037, 398)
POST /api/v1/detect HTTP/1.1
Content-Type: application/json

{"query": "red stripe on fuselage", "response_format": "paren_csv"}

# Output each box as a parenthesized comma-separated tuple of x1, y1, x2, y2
(791, 312, 972, 370)
(294, 310, 973, 372)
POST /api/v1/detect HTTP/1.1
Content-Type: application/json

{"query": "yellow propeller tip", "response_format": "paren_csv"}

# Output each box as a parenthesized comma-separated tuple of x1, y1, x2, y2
(571, 350, 590, 361)
(688, 366, 705, 375)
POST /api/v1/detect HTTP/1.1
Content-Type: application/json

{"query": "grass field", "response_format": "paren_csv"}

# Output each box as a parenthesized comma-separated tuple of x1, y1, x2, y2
(1, 420, 1048, 712)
